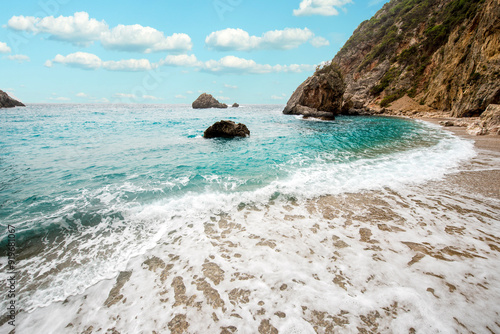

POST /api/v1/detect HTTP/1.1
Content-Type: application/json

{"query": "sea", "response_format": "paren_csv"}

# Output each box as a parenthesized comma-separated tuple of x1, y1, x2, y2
(1, 104, 499, 333)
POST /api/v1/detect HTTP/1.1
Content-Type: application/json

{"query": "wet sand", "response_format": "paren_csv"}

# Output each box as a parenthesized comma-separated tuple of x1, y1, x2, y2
(6, 119, 500, 334)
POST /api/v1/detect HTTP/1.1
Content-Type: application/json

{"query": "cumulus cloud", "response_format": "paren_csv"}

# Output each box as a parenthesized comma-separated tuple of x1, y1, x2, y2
(6, 54, 30, 63)
(76, 92, 88, 98)
(102, 59, 153, 71)
(310, 36, 330, 47)
(224, 84, 238, 89)
(52, 52, 102, 70)
(160, 54, 201, 67)
(7, 12, 192, 52)
(47, 52, 316, 75)
(201, 55, 315, 74)
(293, 0, 352, 16)
(48, 52, 154, 71)
(175, 95, 186, 99)
(0, 42, 11, 53)
(8, 12, 107, 45)
(205, 27, 326, 51)
(101, 25, 192, 53)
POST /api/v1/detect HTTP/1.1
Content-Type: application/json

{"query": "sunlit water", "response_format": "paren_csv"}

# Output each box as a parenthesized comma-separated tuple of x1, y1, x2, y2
(3, 104, 495, 333)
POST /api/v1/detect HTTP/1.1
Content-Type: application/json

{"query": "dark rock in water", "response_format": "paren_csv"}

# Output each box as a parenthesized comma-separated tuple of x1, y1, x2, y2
(192, 93, 228, 109)
(232, 103, 239, 108)
(204, 120, 250, 138)
(0, 90, 25, 108)
(283, 63, 345, 119)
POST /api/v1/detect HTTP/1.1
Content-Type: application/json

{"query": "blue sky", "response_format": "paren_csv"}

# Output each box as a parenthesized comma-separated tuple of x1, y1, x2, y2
(0, 0, 388, 104)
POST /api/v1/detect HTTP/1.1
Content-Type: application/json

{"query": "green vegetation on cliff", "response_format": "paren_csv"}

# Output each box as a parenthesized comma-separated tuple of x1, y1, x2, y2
(332, 0, 498, 116)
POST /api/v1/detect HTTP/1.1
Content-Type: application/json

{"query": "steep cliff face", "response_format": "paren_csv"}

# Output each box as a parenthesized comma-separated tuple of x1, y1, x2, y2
(333, 0, 499, 117)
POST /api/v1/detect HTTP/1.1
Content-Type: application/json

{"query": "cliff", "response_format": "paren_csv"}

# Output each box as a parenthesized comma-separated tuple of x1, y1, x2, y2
(332, 0, 499, 117)
(0, 90, 25, 108)
(283, 63, 345, 118)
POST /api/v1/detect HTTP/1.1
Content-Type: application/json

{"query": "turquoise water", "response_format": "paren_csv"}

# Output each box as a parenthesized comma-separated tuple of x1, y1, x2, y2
(0, 104, 474, 313)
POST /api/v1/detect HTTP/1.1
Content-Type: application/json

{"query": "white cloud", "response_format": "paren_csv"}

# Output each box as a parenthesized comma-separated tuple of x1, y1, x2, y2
(6, 54, 30, 63)
(186, 90, 194, 94)
(8, 12, 107, 45)
(205, 27, 320, 51)
(52, 52, 102, 70)
(217, 96, 230, 101)
(76, 92, 88, 97)
(48, 52, 154, 71)
(102, 59, 153, 71)
(0, 42, 11, 53)
(48, 52, 316, 75)
(160, 54, 201, 67)
(175, 95, 186, 99)
(201, 55, 315, 74)
(7, 15, 39, 32)
(101, 24, 192, 53)
(293, 0, 352, 16)
(260, 28, 314, 50)
(310, 36, 330, 47)
(224, 84, 238, 89)
(7, 12, 192, 52)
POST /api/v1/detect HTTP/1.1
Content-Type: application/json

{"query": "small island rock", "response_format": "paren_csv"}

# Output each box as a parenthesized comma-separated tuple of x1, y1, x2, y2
(204, 120, 250, 138)
(192, 93, 228, 109)
(0, 90, 25, 108)
(232, 103, 239, 108)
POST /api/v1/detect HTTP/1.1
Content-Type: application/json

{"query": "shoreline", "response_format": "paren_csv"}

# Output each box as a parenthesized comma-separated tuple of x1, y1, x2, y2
(3, 110, 500, 333)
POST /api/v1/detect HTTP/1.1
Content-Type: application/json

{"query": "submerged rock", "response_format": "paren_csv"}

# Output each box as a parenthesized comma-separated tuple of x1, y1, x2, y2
(204, 120, 250, 138)
(192, 93, 228, 109)
(0, 90, 25, 108)
(283, 63, 345, 119)
(232, 103, 239, 108)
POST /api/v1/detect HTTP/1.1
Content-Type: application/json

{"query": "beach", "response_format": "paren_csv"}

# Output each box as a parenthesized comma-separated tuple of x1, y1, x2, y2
(3, 109, 498, 334)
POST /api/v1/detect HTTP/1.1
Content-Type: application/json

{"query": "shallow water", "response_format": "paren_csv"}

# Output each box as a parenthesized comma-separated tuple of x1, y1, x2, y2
(2, 104, 498, 333)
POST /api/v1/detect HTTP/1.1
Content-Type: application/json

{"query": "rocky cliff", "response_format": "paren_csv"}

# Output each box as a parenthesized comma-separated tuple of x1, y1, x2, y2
(283, 63, 345, 118)
(0, 90, 25, 108)
(331, 0, 499, 117)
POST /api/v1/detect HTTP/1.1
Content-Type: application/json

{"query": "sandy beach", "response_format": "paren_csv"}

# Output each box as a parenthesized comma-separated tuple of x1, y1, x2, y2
(9, 117, 499, 334)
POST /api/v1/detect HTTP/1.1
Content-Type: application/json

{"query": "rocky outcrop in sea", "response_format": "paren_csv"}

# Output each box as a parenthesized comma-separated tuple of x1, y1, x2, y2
(0, 90, 25, 108)
(192, 93, 228, 109)
(283, 63, 345, 119)
(204, 120, 250, 138)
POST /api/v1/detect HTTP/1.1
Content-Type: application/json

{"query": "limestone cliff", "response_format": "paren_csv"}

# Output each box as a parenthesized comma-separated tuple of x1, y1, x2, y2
(0, 90, 25, 108)
(332, 0, 499, 117)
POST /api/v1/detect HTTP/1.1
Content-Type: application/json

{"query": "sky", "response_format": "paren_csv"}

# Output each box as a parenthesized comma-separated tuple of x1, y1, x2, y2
(0, 0, 389, 104)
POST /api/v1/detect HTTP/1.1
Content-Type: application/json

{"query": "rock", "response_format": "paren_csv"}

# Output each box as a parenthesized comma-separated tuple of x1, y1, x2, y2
(468, 104, 500, 135)
(192, 93, 228, 109)
(204, 120, 250, 138)
(283, 63, 345, 119)
(0, 90, 25, 108)
(232, 103, 239, 108)
(439, 120, 455, 127)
